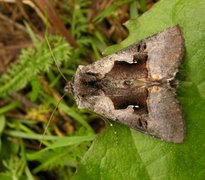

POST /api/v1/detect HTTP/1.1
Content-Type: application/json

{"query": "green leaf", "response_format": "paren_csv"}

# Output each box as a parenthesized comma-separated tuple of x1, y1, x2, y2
(74, 0, 205, 179)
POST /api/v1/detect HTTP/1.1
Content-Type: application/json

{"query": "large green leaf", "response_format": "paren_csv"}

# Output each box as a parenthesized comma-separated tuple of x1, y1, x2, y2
(74, 0, 205, 179)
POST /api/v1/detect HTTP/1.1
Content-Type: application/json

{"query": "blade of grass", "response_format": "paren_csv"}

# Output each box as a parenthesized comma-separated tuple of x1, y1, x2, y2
(130, 0, 138, 19)
(140, 0, 147, 12)
(0, 101, 20, 115)
(4, 130, 59, 140)
(26, 135, 96, 160)
(94, 0, 134, 24)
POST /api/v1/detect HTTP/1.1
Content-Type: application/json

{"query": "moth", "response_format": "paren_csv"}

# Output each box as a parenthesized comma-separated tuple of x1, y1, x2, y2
(65, 25, 185, 143)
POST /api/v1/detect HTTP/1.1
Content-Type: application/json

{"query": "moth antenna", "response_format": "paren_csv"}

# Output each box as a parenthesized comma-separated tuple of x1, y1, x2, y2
(39, 93, 66, 148)
(45, 36, 68, 82)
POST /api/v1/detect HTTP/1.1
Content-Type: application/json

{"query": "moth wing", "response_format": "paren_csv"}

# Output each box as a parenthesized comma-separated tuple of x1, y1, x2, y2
(113, 86, 185, 143)
(81, 25, 184, 80)
(145, 86, 184, 143)
(84, 86, 184, 143)
(144, 25, 184, 80)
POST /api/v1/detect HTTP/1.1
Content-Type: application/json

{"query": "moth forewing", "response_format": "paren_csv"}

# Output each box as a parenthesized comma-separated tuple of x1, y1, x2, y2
(67, 25, 185, 143)
(145, 25, 184, 80)
(147, 86, 184, 143)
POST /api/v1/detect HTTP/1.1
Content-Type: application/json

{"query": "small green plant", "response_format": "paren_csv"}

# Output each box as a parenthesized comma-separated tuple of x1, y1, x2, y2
(0, 35, 71, 96)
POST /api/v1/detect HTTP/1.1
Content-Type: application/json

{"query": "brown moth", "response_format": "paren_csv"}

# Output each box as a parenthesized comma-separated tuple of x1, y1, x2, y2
(65, 25, 185, 143)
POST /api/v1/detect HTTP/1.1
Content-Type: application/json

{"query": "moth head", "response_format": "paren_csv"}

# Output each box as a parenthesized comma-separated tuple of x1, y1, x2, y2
(64, 80, 74, 95)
